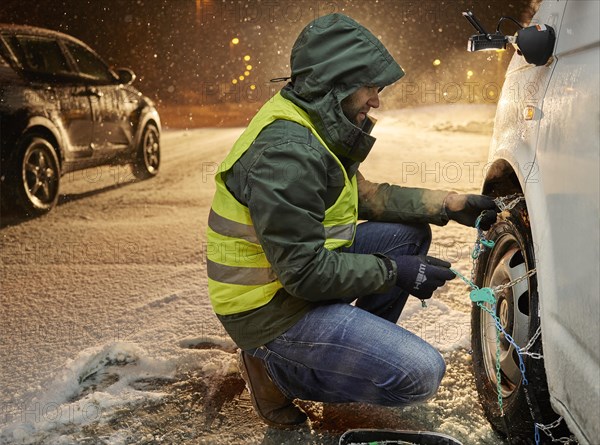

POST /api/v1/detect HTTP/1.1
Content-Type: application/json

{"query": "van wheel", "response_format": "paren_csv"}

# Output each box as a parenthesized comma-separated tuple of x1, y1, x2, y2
(471, 200, 569, 443)
(132, 123, 160, 180)
(11, 136, 61, 216)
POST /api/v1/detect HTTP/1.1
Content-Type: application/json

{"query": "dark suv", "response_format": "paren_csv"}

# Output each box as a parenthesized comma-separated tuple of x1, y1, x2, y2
(0, 24, 161, 216)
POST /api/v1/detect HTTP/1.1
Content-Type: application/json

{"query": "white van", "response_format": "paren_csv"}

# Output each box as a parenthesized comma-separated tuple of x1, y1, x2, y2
(467, 1, 599, 443)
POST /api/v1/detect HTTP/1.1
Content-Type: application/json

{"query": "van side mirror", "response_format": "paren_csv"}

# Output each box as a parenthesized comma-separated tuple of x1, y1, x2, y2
(513, 25, 556, 66)
(463, 10, 556, 67)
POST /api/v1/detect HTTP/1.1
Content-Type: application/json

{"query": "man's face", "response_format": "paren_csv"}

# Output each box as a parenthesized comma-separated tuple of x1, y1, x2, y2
(341, 85, 380, 126)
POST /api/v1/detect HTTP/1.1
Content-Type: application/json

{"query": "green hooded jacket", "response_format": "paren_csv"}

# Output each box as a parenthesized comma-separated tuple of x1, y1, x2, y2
(216, 14, 452, 350)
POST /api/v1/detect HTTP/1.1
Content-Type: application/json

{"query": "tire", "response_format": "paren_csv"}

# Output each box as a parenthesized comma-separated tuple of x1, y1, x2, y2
(9, 135, 61, 217)
(471, 200, 569, 443)
(132, 123, 160, 180)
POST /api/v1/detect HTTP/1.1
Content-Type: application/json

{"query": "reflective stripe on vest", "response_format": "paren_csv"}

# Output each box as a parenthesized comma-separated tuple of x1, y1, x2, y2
(324, 223, 355, 242)
(207, 92, 358, 315)
(208, 208, 259, 245)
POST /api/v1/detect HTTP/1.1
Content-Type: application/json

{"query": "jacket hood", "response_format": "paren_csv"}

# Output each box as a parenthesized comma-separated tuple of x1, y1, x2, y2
(280, 13, 404, 163)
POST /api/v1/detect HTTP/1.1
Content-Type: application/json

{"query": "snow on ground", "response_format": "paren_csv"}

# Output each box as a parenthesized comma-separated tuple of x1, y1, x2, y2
(0, 103, 507, 444)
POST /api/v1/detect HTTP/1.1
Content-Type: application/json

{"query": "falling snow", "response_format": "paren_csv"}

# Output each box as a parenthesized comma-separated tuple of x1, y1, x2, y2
(0, 0, 540, 112)
(0, 1, 545, 444)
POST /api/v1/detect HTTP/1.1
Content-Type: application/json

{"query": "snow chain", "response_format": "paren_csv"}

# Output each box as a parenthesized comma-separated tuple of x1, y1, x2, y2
(535, 417, 579, 444)
(451, 194, 577, 444)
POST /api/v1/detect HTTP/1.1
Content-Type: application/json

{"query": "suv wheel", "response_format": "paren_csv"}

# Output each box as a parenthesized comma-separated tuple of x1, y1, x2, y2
(471, 200, 569, 442)
(132, 123, 160, 180)
(11, 135, 61, 216)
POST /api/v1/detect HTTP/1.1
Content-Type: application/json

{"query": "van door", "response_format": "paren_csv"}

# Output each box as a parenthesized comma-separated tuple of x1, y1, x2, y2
(532, 0, 600, 441)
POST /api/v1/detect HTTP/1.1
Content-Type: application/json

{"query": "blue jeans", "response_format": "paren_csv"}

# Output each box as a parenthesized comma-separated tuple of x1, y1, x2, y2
(247, 222, 446, 406)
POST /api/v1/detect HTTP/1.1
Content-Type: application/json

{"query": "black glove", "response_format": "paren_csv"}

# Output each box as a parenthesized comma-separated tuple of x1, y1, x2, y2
(444, 193, 499, 230)
(395, 255, 456, 299)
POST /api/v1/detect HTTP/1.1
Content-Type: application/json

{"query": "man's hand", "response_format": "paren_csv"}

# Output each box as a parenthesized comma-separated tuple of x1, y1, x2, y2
(395, 255, 456, 299)
(444, 193, 499, 230)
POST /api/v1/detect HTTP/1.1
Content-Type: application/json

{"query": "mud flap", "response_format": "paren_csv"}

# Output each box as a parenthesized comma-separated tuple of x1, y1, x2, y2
(339, 429, 464, 445)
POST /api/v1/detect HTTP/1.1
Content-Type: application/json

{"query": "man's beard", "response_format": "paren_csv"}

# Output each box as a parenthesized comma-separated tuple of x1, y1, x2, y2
(341, 97, 364, 126)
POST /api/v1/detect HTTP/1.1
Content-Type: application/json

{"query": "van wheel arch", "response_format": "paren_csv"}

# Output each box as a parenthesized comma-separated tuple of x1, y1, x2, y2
(482, 159, 522, 198)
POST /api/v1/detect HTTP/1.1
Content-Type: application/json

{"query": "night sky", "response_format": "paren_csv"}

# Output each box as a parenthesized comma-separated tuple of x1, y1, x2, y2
(1, 0, 539, 123)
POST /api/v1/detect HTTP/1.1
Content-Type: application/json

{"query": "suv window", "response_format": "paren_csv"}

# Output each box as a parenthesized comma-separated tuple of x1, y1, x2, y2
(65, 41, 114, 84)
(5, 35, 73, 77)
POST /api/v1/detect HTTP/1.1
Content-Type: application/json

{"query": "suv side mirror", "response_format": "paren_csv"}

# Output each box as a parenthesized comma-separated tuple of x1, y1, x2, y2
(463, 10, 556, 67)
(115, 68, 136, 85)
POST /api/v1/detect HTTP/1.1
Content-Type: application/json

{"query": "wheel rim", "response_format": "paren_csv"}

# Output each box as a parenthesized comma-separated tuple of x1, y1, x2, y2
(22, 142, 59, 208)
(143, 128, 159, 173)
(480, 232, 531, 397)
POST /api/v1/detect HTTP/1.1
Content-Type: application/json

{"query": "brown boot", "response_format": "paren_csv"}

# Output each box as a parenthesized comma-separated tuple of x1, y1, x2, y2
(238, 350, 307, 428)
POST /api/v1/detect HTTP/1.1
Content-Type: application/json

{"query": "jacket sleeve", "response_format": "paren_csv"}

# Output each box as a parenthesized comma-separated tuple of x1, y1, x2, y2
(244, 143, 396, 302)
(357, 171, 453, 226)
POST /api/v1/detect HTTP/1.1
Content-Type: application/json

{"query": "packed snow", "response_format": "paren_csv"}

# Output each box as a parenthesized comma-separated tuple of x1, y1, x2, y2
(0, 103, 509, 444)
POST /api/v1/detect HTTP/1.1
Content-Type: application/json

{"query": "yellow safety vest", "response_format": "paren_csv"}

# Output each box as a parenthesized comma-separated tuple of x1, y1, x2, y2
(207, 92, 358, 315)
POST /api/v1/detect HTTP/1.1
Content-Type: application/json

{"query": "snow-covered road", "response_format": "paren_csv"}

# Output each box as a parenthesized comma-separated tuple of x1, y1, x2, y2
(1, 104, 508, 444)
